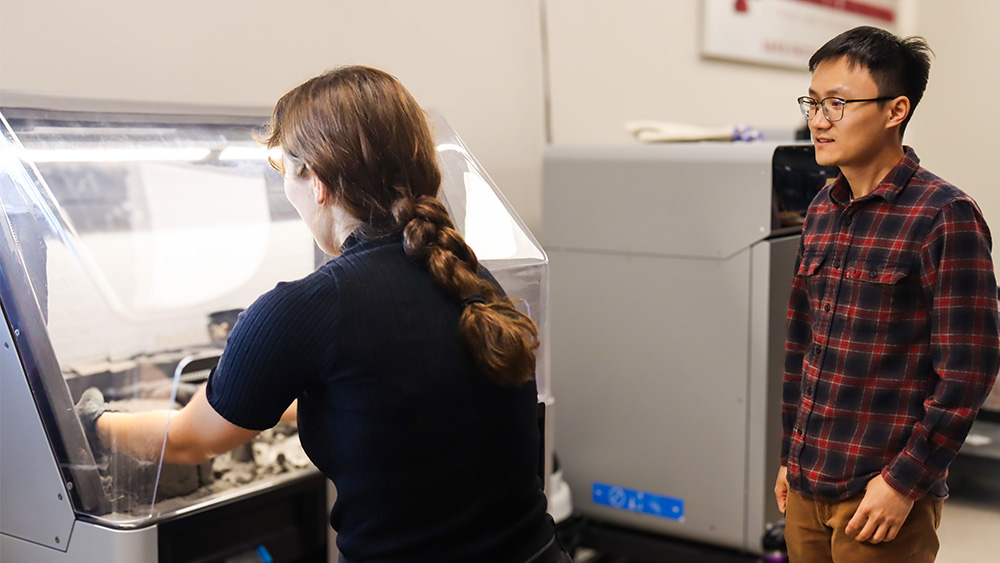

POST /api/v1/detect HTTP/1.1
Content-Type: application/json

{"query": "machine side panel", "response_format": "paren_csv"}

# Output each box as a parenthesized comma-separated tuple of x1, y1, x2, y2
(542, 144, 775, 259)
(745, 236, 799, 549)
(550, 248, 751, 550)
(1, 522, 156, 563)
(0, 307, 75, 550)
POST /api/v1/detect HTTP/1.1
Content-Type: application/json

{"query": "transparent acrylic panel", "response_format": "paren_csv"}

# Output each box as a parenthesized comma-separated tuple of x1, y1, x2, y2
(0, 104, 549, 530)
(1, 116, 112, 518)
(0, 107, 317, 527)
(431, 113, 550, 399)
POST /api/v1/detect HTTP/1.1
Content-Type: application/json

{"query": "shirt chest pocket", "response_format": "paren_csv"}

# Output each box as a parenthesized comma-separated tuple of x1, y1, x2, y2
(797, 253, 826, 277)
(798, 253, 913, 285)
(844, 259, 922, 335)
(845, 261, 910, 284)
(796, 252, 830, 302)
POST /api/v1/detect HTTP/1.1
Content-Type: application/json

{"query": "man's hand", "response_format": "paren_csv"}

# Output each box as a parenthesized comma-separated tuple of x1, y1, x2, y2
(845, 474, 914, 543)
(774, 466, 789, 514)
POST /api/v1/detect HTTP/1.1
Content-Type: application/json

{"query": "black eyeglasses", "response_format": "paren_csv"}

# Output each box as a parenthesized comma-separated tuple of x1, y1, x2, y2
(797, 96, 897, 122)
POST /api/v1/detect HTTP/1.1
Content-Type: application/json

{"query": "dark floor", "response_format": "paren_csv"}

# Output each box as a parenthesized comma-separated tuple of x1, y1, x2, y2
(564, 520, 761, 563)
(574, 547, 758, 563)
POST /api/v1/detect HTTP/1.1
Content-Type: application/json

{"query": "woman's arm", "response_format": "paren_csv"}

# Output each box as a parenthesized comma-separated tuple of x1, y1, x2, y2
(280, 399, 298, 423)
(95, 384, 260, 465)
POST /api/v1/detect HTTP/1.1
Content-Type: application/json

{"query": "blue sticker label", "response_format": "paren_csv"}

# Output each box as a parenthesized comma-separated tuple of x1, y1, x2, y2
(592, 482, 684, 521)
(256, 545, 274, 563)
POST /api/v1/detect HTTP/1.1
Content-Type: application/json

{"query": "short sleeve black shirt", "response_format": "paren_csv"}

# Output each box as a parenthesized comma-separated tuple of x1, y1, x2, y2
(207, 233, 551, 562)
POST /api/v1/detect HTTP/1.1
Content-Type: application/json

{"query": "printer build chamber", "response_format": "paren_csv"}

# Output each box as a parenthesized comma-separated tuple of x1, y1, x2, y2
(0, 102, 550, 562)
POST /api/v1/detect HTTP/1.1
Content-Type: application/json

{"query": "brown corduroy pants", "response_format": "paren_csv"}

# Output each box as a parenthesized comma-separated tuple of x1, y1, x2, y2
(785, 490, 944, 563)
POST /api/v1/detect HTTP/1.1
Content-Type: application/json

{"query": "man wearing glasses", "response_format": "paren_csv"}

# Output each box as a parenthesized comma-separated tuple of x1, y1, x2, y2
(774, 26, 999, 562)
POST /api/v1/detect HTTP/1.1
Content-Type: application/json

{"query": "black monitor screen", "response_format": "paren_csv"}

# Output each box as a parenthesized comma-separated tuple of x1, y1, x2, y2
(772, 145, 839, 232)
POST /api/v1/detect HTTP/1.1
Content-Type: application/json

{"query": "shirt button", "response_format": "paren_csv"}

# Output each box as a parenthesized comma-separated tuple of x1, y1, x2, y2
(843, 216, 853, 227)
(796, 427, 803, 435)
(870, 270, 878, 278)
(834, 260, 841, 269)
(813, 345, 821, 355)
(824, 303, 831, 312)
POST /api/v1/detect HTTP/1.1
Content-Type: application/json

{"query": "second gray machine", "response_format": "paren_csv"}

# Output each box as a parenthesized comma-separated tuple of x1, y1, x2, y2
(543, 142, 836, 553)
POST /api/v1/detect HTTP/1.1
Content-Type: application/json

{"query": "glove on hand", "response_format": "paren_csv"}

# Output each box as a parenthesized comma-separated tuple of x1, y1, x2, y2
(75, 387, 109, 454)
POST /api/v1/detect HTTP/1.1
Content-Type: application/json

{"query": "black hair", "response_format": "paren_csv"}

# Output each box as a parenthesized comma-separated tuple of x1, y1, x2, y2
(809, 26, 933, 138)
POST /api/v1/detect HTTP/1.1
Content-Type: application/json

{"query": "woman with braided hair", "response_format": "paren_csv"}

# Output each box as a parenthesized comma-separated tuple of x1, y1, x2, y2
(76, 65, 568, 563)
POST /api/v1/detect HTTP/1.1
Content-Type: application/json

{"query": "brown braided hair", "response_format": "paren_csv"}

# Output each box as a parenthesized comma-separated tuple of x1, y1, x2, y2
(264, 66, 538, 386)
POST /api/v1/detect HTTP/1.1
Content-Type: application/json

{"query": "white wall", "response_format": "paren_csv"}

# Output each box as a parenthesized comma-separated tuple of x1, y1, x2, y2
(0, 0, 546, 233)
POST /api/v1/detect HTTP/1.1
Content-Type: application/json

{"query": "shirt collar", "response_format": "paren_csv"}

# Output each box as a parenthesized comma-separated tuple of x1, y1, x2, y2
(828, 146, 921, 206)
(340, 229, 364, 253)
(339, 228, 403, 255)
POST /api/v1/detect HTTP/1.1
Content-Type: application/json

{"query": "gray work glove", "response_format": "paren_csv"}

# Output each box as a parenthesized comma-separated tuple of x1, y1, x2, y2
(75, 387, 109, 455)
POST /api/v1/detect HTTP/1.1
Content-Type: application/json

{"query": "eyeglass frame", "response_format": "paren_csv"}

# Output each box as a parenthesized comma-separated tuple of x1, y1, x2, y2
(796, 95, 899, 122)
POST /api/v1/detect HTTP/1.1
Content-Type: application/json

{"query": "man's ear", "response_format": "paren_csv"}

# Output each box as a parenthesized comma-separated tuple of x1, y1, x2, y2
(886, 96, 911, 131)
(311, 175, 328, 205)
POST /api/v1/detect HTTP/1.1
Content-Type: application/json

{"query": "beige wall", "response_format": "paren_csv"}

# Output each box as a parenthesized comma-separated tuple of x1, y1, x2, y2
(545, 0, 808, 145)
(545, 0, 1000, 263)
(0, 0, 546, 232)
(909, 0, 1000, 235)
(1, 1, 993, 243)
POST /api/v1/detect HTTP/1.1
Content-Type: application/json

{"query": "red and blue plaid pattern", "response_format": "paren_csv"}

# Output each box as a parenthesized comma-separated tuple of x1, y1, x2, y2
(781, 148, 1000, 501)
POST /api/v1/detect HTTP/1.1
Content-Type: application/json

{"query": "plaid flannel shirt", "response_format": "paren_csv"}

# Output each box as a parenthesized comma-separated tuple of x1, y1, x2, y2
(781, 147, 1000, 501)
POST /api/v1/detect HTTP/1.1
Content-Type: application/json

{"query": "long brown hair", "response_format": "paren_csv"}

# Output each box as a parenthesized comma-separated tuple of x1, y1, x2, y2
(264, 66, 538, 386)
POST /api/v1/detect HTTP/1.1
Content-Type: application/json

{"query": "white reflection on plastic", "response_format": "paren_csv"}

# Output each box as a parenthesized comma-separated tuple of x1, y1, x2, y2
(22, 148, 211, 163)
(435, 139, 542, 262)
(134, 163, 269, 309)
(462, 171, 517, 260)
(218, 146, 271, 161)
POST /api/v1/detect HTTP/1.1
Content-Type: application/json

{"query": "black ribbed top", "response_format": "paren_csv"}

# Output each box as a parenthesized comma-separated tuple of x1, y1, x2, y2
(206, 233, 552, 562)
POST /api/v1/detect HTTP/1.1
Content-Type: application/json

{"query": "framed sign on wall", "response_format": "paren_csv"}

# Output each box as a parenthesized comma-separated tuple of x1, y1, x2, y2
(702, 0, 899, 69)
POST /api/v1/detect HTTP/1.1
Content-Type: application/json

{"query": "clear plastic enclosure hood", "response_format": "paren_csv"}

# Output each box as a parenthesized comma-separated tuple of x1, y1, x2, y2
(0, 100, 549, 530)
